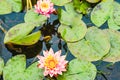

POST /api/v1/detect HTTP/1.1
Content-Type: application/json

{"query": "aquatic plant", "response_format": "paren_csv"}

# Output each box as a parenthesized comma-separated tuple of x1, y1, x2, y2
(0, 0, 120, 80)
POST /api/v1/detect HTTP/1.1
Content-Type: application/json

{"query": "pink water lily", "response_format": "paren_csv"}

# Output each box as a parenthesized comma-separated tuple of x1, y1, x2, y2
(34, 0, 55, 17)
(37, 48, 68, 77)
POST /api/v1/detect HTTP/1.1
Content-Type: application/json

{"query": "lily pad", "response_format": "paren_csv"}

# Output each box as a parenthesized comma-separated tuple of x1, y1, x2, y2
(68, 27, 110, 61)
(57, 59, 97, 80)
(6, 0, 22, 12)
(58, 20, 87, 42)
(0, 57, 4, 75)
(91, 0, 113, 27)
(58, 3, 82, 25)
(108, 16, 120, 30)
(3, 55, 44, 80)
(24, 9, 47, 27)
(107, 2, 120, 30)
(0, 0, 12, 15)
(11, 31, 41, 45)
(113, 1, 120, 26)
(51, 0, 72, 6)
(4, 23, 40, 45)
(103, 29, 120, 62)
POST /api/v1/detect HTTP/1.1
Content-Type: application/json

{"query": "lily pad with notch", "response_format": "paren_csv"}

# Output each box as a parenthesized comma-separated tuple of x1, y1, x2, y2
(4, 23, 41, 45)
(91, 0, 113, 27)
(67, 27, 110, 61)
(24, 9, 47, 27)
(57, 59, 97, 80)
(3, 55, 44, 80)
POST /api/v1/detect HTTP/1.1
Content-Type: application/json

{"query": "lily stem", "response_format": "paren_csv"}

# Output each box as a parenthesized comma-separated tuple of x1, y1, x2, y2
(0, 25, 7, 34)
(26, 0, 32, 11)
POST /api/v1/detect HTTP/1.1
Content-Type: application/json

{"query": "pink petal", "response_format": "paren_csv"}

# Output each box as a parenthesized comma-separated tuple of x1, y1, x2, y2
(48, 48, 54, 55)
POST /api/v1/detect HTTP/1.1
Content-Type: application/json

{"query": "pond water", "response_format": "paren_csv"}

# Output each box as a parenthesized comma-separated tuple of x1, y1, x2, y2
(1, 1, 120, 79)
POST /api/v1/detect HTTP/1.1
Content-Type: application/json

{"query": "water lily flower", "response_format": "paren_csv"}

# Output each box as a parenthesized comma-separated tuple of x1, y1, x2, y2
(37, 48, 68, 77)
(34, 0, 55, 17)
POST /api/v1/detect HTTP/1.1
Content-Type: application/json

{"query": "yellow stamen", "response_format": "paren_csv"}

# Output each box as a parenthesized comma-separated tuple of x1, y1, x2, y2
(40, 2, 50, 11)
(44, 55, 58, 69)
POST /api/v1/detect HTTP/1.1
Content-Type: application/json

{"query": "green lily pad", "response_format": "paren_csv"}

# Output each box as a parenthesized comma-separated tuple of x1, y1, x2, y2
(91, 0, 113, 27)
(57, 59, 97, 80)
(0, 57, 4, 75)
(86, 0, 100, 3)
(103, 29, 120, 62)
(108, 16, 120, 30)
(113, 2, 120, 26)
(0, 0, 12, 15)
(3, 55, 44, 80)
(51, 0, 72, 6)
(4, 23, 40, 45)
(11, 31, 41, 45)
(6, 0, 22, 12)
(24, 9, 47, 27)
(58, 3, 82, 25)
(107, 2, 120, 30)
(68, 27, 110, 61)
(58, 20, 87, 42)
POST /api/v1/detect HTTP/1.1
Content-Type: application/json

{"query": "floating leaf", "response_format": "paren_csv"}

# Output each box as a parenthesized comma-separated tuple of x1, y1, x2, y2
(57, 59, 97, 80)
(3, 55, 44, 80)
(24, 9, 47, 27)
(58, 3, 82, 25)
(112, 1, 120, 26)
(11, 31, 41, 45)
(91, 0, 113, 27)
(24, 62, 44, 80)
(4, 23, 40, 45)
(108, 16, 120, 30)
(68, 27, 110, 61)
(0, 0, 12, 15)
(6, 0, 22, 12)
(103, 29, 120, 62)
(107, 2, 120, 30)
(51, 0, 72, 6)
(58, 20, 87, 42)
(86, 0, 100, 3)
(0, 57, 4, 75)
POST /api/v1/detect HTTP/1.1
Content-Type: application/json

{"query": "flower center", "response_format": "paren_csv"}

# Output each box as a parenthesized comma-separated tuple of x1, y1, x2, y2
(44, 55, 58, 69)
(40, 2, 50, 11)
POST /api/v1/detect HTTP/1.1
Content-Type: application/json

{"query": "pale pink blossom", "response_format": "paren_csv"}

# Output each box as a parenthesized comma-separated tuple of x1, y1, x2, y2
(34, 0, 55, 17)
(37, 48, 68, 77)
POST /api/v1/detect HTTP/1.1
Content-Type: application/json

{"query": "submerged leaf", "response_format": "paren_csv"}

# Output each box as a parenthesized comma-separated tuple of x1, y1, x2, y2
(103, 29, 120, 62)
(73, 0, 90, 14)
(91, 0, 113, 27)
(6, 0, 22, 12)
(0, 0, 12, 15)
(3, 55, 44, 80)
(24, 9, 47, 26)
(0, 57, 4, 75)
(68, 27, 110, 61)
(4, 23, 40, 45)
(57, 59, 97, 80)
(51, 0, 72, 6)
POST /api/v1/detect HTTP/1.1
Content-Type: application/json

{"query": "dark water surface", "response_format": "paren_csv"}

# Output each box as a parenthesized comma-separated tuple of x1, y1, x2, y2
(1, 3, 120, 79)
